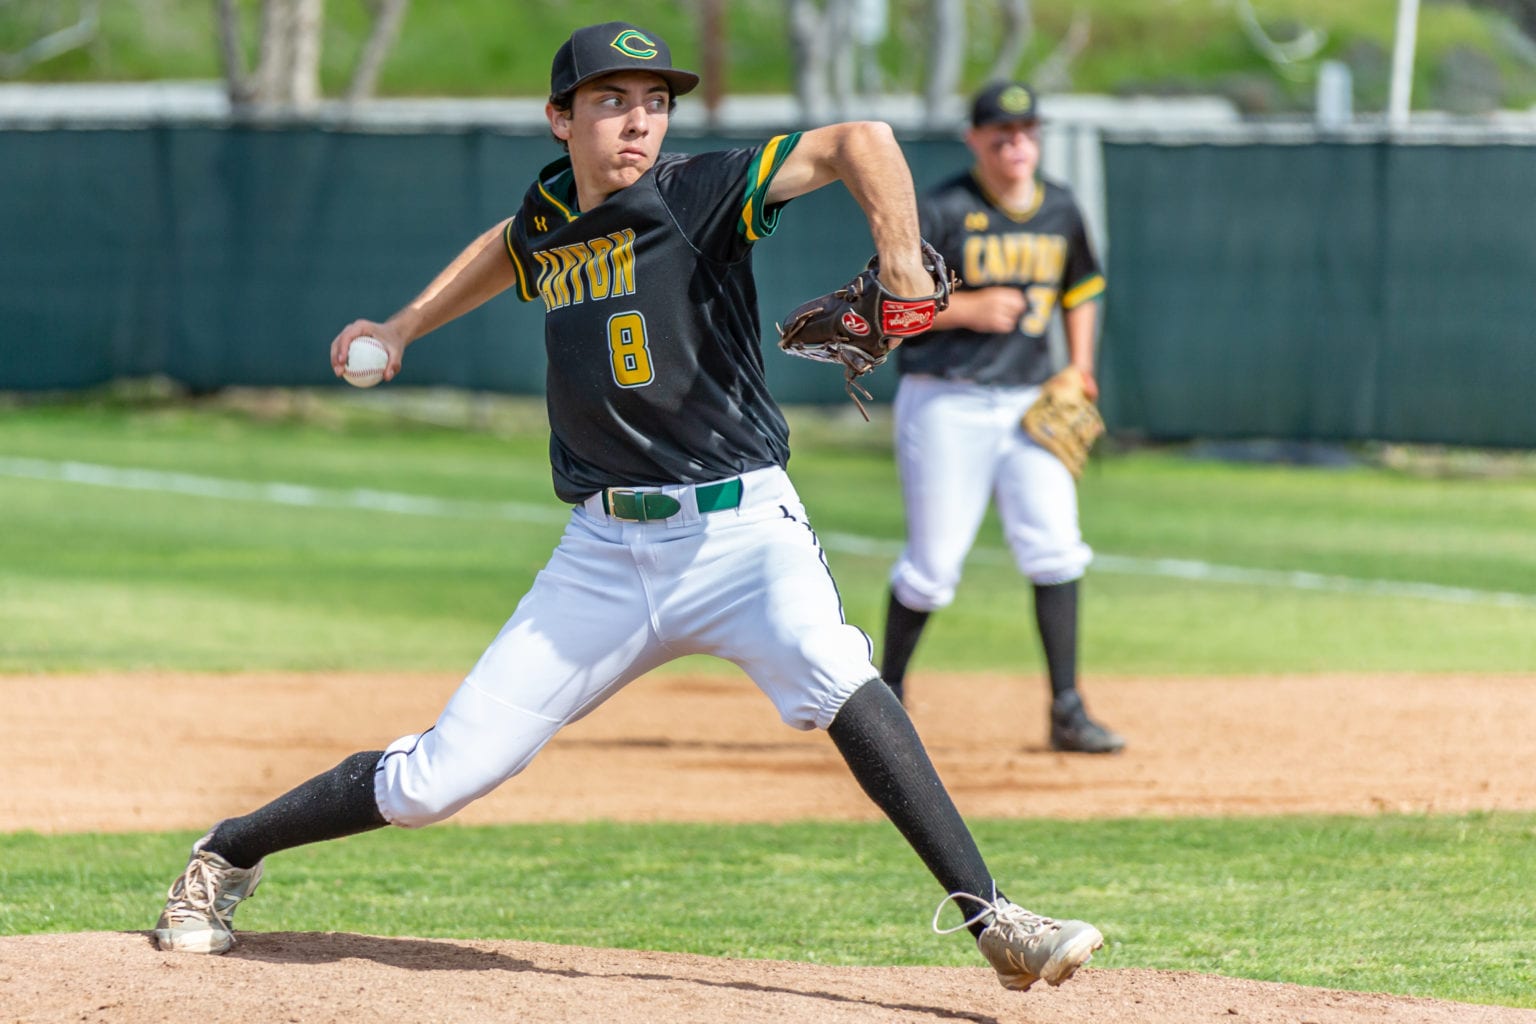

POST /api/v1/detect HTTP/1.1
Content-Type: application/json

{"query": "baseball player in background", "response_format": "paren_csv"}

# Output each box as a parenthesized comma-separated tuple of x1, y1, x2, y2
(880, 82, 1126, 754)
(152, 24, 1103, 992)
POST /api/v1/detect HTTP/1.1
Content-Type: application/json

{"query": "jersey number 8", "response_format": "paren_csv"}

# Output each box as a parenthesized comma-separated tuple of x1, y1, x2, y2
(608, 311, 654, 388)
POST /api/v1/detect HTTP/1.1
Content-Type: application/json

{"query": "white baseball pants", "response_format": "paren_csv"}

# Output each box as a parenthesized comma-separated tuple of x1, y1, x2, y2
(889, 375, 1092, 612)
(375, 465, 876, 828)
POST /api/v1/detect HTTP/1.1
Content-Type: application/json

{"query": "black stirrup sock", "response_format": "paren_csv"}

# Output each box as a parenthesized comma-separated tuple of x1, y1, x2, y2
(879, 590, 932, 705)
(829, 679, 999, 939)
(205, 750, 389, 869)
(1033, 580, 1080, 700)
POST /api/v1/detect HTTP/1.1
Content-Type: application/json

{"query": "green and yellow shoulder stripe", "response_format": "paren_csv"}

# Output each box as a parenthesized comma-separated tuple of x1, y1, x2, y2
(739, 133, 802, 242)
(1062, 272, 1105, 310)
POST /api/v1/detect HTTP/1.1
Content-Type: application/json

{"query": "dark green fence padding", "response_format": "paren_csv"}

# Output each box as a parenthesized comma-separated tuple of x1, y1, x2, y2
(1099, 139, 1536, 448)
(3, 125, 1533, 447)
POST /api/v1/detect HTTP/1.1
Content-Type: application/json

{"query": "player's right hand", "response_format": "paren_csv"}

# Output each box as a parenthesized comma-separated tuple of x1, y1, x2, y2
(330, 320, 406, 382)
(954, 287, 1029, 334)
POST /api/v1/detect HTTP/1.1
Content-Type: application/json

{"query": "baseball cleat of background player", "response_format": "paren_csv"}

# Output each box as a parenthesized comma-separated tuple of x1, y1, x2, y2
(936, 890, 1104, 991)
(154, 830, 264, 953)
(1050, 690, 1126, 754)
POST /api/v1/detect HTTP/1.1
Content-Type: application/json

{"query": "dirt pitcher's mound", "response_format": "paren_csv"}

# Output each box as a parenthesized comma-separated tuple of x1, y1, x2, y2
(2, 931, 1531, 1024)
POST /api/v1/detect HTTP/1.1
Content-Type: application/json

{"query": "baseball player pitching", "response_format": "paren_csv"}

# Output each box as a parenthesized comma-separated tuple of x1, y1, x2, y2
(880, 81, 1126, 754)
(151, 24, 1103, 992)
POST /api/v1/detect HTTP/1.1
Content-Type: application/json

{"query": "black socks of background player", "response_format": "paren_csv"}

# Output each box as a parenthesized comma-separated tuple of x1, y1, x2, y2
(829, 679, 999, 940)
(1033, 580, 1079, 699)
(886, 583, 1080, 702)
(205, 750, 389, 870)
(879, 590, 931, 705)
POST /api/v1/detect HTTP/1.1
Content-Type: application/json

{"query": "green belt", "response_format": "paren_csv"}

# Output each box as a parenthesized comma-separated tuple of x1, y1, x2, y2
(601, 478, 744, 522)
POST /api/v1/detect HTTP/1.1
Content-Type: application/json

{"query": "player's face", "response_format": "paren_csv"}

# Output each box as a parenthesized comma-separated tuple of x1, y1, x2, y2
(967, 120, 1041, 186)
(550, 71, 671, 208)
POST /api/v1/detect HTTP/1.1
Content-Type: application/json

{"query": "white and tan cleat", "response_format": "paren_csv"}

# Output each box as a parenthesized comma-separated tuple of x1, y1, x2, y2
(153, 833, 264, 954)
(935, 890, 1104, 991)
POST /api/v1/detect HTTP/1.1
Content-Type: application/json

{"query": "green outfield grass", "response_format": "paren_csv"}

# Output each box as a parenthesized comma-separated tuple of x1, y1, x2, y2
(1, 814, 1532, 1007)
(3, 394, 1535, 1009)
(1, 395, 1533, 675)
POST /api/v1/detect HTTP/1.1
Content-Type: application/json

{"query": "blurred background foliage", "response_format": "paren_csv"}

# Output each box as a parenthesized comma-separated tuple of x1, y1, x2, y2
(3, 0, 1536, 115)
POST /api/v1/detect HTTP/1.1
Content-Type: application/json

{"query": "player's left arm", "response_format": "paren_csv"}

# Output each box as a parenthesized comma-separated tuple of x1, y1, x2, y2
(1060, 203, 1106, 400)
(1063, 299, 1100, 402)
(763, 121, 929, 299)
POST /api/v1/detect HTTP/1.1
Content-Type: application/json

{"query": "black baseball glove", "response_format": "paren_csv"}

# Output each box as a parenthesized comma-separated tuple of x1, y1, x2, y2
(777, 241, 955, 418)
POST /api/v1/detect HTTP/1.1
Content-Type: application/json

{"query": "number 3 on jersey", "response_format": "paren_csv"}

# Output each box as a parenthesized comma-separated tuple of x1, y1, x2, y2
(1022, 285, 1058, 336)
(608, 311, 654, 388)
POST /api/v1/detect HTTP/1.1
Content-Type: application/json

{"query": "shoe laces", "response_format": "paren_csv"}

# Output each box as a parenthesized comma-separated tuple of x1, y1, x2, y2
(932, 888, 1056, 938)
(162, 856, 232, 928)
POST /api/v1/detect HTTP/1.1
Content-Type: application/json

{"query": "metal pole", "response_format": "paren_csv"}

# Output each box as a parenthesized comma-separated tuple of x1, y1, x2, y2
(1387, 0, 1420, 130)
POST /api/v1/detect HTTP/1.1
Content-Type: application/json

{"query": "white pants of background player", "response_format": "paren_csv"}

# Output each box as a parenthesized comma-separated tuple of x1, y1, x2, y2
(374, 465, 877, 827)
(890, 375, 1093, 612)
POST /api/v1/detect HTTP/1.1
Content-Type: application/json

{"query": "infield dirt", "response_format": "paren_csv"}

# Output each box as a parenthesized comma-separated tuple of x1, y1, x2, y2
(4, 670, 1534, 1023)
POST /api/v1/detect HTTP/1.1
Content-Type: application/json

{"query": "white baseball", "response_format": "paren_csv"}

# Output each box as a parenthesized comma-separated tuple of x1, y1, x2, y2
(343, 336, 389, 388)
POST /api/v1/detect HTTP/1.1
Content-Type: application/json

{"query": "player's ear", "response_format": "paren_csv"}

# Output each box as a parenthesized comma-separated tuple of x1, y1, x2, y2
(547, 101, 572, 143)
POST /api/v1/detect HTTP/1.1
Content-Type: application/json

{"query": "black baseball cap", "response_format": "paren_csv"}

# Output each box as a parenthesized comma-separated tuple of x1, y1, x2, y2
(970, 82, 1041, 127)
(549, 22, 700, 99)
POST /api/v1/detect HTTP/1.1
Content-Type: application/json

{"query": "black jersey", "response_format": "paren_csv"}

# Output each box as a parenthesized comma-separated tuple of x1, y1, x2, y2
(505, 136, 801, 504)
(896, 171, 1104, 387)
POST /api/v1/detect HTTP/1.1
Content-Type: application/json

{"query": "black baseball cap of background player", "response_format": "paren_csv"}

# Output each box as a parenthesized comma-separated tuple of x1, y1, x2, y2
(969, 81, 1041, 128)
(549, 22, 700, 106)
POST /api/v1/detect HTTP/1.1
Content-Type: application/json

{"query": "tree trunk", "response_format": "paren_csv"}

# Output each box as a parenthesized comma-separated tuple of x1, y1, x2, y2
(924, 0, 964, 128)
(1032, 10, 1091, 94)
(214, 0, 254, 106)
(987, 0, 1033, 83)
(0, 1, 101, 78)
(829, 0, 856, 118)
(254, 0, 293, 103)
(700, 0, 726, 128)
(288, 0, 324, 108)
(789, 0, 830, 123)
(253, 0, 324, 110)
(852, 0, 889, 96)
(346, 0, 410, 102)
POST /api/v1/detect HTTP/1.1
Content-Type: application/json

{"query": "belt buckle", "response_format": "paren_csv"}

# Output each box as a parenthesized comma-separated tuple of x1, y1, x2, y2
(605, 488, 682, 522)
(606, 488, 643, 522)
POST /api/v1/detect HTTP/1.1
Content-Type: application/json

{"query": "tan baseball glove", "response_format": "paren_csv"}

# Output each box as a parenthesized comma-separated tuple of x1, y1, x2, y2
(1022, 366, 1105, 479)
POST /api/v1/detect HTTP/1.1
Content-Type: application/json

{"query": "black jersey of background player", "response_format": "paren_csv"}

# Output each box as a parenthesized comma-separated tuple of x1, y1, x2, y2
(896, 171, 1105, 387)
(505, 136, 801, 504)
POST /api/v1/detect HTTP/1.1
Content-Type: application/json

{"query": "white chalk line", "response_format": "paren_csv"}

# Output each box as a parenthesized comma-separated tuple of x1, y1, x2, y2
(5, 457, 1534, 611)
(0, 455, 570, 525)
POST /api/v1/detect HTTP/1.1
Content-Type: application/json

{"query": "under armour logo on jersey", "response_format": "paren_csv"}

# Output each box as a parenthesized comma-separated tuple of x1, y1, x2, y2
(611, 29, 659, 59)
(534, 215, 549, 232)
(965, 212, 990, 232)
